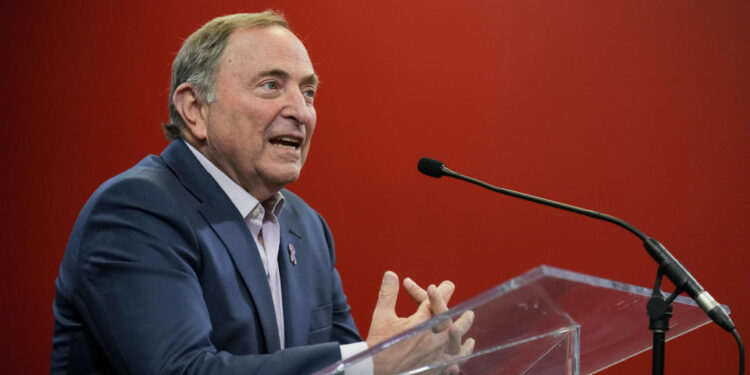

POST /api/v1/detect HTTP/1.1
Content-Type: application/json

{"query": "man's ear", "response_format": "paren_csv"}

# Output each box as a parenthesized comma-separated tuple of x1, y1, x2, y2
(172, 82, 209, 141)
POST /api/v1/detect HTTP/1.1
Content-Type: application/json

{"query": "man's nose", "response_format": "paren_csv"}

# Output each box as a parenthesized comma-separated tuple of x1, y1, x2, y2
(280, 88, 314, 125)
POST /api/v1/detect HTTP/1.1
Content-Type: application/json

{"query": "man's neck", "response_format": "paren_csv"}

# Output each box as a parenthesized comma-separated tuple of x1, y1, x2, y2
(183, 137, 281, 202)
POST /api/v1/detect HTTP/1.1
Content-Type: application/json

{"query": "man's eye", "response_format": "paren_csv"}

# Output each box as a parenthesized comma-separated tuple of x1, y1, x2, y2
(262, 81, 278, 90)
(303, 88, 316, 98)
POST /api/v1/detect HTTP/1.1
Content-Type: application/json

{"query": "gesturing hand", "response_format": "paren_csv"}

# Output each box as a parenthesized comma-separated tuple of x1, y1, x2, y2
(366, 271, 475, 375)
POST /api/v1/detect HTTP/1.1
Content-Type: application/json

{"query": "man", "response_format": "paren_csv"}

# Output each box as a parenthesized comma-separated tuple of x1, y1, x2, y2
(51, 11, 472, 375)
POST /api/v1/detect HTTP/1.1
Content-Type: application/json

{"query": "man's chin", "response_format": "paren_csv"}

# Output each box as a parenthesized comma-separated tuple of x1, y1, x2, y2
(264, 169, 302, 189)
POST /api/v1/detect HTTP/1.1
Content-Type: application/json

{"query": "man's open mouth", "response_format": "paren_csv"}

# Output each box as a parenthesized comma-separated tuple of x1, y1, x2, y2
(269, 136, 302, 150)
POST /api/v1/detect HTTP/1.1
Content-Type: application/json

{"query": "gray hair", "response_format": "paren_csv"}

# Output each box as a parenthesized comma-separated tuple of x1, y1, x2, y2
(163, 11, 289, 140)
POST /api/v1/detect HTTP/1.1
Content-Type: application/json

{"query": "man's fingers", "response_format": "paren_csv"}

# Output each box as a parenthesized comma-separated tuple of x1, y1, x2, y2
(442, 364, 460, 375)
(431, 315, 452, 334)
(460, 337, 476, 357)
(447, 337, 476, 374)
(427, 284, 449, 315)
(453, 310, 475, 337)
(404, 278, 456, 324)
(436, 280, 455, 305)
(456, 337, 476, 368)
(373, 271, 400, 315)
(445, 310, 475, 354)
(404, 277, 428, 304)
(440, 337, 475, 375)
(427, 284, 453, 333)
(441, 336, 475, 375)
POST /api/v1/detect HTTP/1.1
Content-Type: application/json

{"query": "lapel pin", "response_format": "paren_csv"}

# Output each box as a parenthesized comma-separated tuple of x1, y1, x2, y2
(288, 243, 297, 265)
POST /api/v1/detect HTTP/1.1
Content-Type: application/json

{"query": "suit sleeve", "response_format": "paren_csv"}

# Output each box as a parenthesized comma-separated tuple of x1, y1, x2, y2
(68, 177, 341, 375)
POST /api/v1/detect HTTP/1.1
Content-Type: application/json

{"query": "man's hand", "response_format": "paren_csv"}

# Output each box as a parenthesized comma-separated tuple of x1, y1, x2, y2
(366, 271, 475, 375)
(366, 272, 453, 346)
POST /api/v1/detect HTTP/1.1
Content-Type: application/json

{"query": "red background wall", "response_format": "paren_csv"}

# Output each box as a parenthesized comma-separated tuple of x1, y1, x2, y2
(2, 1, 748, 373)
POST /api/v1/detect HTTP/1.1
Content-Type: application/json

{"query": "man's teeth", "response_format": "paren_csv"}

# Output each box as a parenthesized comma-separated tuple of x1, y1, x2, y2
(271, 136, 300, 149)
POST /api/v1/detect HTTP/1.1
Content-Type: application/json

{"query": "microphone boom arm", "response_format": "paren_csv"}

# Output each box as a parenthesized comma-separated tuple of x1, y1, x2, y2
(426, 159, 735, 334)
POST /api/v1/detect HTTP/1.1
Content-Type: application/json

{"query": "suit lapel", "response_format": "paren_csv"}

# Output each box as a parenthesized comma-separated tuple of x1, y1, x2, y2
(279, 219, 310, 347)
(161, 140, 281, 352)
(197, 203, 281, 351)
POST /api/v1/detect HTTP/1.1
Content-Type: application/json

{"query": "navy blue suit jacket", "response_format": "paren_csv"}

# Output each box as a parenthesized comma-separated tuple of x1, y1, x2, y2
(51, 140, 362, 374)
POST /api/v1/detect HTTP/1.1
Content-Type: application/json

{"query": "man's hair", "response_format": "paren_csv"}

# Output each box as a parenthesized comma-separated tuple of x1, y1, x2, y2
(162, 11, 289, 140)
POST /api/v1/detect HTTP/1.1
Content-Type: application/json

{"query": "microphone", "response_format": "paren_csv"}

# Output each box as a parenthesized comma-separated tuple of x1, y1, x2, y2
(417, 158, 445, 178)
(416, 157, 735, 333)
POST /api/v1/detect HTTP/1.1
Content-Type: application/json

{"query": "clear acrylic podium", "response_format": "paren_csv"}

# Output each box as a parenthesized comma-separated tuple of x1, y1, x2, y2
(314, 265, 728, 375)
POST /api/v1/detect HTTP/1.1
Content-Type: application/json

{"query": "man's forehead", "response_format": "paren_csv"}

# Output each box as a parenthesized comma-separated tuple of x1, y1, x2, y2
(223, 25, 316, 76)
(228, 26, 309, 59)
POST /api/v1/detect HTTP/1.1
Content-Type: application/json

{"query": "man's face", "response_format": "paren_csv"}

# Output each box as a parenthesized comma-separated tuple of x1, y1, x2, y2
(200, 25, 318, 200)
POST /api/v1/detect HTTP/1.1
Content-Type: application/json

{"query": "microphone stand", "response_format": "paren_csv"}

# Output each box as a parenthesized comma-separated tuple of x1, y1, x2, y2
(648, 267, 673, 375)
(417, 158, 740, 375)
(444, 168, 678, 374)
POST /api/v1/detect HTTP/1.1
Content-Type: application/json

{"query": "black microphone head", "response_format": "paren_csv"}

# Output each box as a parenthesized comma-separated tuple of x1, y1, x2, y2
(418, 157, 445, 178)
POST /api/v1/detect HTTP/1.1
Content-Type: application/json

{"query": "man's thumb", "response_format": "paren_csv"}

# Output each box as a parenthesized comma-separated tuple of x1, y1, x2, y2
(373, 271, 399, 314)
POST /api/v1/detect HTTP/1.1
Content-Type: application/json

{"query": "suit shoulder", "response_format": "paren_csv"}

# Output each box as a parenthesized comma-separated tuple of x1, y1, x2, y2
(92, 155, 180, 201)
(58, 154, 197, 296)
(72, 154, 193, 246)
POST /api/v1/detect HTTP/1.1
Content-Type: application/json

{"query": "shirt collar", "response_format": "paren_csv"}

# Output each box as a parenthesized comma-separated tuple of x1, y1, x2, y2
(185, 141, 285, 218)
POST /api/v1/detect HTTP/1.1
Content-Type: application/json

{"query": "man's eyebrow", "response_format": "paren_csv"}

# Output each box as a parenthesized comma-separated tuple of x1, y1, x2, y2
(255, 68, 290, 80)
(301, 73, 319, 87)
(254, 69, 319, 86)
